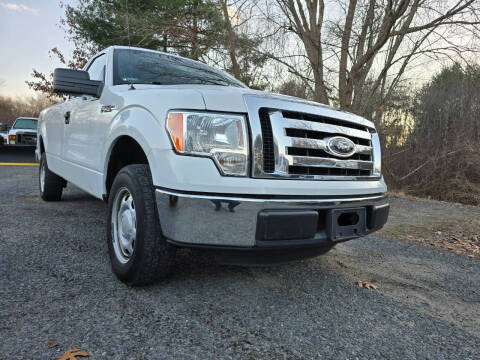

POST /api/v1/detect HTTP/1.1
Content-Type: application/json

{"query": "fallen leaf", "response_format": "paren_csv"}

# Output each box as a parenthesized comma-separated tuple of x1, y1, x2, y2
(356, 281, 378, 290)
(58, 348, 90, 360)
(47, 342, 59, 348)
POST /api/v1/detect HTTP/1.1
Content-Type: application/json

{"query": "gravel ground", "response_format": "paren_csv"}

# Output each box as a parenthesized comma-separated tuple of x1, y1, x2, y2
(1, 165, 479, 360)
(378, 194, 480, 258)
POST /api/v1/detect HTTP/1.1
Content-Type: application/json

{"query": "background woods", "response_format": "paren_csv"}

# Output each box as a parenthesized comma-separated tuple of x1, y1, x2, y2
(0, 94, 55, 127)
(21, 0, 480, 204)
(383, 64, 480, 205)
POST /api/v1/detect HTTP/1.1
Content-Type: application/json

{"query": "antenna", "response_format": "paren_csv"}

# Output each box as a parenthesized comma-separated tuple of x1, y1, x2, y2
(125, 0, 135, 90)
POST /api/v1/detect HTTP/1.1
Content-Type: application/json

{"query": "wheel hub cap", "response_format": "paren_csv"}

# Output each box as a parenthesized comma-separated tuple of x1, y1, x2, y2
(40, 162, 45, 193)
(111, 188, 136, 263)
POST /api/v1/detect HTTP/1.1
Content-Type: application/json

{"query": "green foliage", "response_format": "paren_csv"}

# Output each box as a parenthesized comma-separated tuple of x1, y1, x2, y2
(64, 0, 224, 60)
(59, 0, 269, 88)
(275, 79, 310, 100)
(228, 36, 268, 89)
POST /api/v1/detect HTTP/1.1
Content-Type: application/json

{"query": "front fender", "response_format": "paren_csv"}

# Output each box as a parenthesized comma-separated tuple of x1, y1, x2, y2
(102, 105, 172, 194)
(36, 114, 47, 161)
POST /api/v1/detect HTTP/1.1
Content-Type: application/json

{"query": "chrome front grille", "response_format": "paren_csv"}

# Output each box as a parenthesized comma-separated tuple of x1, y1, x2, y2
(246, 95, 381, 180)
(17, 133, 37, 145)
(270, 110, 373, 177)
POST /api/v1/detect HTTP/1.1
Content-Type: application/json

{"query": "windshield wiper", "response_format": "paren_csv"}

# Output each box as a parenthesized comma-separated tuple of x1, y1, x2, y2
(125, 82, 163, 86)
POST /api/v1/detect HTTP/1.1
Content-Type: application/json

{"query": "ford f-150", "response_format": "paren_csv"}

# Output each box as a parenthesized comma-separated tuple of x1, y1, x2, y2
(37, 46, 389, 285)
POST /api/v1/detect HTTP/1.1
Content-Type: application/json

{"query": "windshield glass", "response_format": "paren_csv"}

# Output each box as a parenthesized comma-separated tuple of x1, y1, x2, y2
(113, 49, 246, 88)
(13, 118, 37, 130)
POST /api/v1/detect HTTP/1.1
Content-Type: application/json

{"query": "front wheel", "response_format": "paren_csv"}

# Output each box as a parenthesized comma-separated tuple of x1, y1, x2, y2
(107, 164, 175, 285)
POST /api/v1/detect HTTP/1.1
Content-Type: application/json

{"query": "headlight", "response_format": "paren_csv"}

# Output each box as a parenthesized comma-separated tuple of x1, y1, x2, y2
(371, 132, 381, 177)
(166, 111, 248, 176)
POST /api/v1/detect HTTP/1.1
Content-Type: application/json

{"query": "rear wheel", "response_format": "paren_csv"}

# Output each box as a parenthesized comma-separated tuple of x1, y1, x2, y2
(39, 152, 64, 201)
(107, 164, 175, 285)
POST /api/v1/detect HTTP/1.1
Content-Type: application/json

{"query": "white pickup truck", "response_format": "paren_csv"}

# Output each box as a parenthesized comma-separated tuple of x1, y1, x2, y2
(7, 117, 38, 146)
(37, 46, 389, 285)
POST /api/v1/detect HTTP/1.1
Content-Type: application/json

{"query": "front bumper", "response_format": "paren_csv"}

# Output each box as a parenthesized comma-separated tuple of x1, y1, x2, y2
(8, 132, 37, 146)
(155, 188, 389, 250)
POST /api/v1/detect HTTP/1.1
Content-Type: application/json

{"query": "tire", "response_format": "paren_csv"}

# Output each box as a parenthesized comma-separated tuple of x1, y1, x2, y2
(39, 152, 64, 201)
(107, 164, 175, 285)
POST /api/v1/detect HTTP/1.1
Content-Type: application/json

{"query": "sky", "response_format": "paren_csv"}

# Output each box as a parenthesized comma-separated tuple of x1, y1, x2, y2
(0, 0, 76, 97)
(0, 1, 472, 99)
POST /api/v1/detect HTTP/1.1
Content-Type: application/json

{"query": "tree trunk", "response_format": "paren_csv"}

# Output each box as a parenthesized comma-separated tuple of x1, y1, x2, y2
(304, 35, 329, 104)
(220, 0, 241, 80)
(312, 67, 329, 104)
(338, 0, 358, 110)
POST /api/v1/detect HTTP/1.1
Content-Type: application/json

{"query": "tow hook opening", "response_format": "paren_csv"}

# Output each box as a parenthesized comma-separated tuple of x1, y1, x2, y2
(337, 212, 359, 227)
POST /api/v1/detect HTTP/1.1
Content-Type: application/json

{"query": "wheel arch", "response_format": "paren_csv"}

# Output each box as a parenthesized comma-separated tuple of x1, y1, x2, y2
(102, 106, 173, 199)
(38, 135, 45, 154)
(36, 115, 48, 161)
(104, 135, 152, 200)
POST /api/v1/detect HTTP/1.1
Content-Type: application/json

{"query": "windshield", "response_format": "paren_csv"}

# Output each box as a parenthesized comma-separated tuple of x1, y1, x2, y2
(113, 49, 246, 88)
(13, 118, 37, 130)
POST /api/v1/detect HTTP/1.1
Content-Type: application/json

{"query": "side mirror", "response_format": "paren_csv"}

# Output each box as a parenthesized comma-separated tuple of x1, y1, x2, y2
(53, 68, 103, 97)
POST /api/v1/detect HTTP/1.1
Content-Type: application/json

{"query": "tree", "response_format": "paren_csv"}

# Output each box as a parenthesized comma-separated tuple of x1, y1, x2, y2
(383, 63, 480, 204)
(63, 0, 224, 61)
(25, 44, 91, 98)
(269, 0, 480, 118)
(27, 0, 268, 95)
(216, 0, 269, 88)
(275, 78, 311, 99)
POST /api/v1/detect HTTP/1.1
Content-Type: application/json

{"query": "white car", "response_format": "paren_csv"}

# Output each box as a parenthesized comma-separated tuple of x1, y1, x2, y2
(7, 117, 38, 146)
(37, 46, 389, 285)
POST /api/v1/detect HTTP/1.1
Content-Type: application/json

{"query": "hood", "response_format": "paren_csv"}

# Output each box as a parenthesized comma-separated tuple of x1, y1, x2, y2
(195, 85, 374, 129)
(119, 84, 374, 128)
(192, 85, 336, 113)
(8, 129, 37, 135)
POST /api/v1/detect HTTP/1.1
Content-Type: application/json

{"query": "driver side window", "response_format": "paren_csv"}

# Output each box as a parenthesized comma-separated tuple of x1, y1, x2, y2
(87, 54, 106, 82)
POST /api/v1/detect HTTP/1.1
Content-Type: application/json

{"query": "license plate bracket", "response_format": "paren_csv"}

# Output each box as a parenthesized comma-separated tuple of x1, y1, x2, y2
(327, 207, 367, 242)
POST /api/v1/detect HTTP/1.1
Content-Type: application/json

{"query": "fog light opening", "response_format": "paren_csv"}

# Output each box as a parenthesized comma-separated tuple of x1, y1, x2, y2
(338, 212, 359, 226)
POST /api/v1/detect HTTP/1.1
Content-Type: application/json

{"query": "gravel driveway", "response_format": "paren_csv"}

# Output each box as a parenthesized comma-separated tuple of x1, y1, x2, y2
(1, 166, 479, 359)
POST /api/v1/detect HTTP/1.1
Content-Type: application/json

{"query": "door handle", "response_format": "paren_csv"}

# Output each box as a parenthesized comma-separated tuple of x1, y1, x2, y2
(64, 111, 70, 124)
(101, 105, 117, 113)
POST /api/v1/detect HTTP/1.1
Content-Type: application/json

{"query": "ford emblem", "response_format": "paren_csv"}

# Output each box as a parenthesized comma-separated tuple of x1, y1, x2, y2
(326, 136, 356, 157)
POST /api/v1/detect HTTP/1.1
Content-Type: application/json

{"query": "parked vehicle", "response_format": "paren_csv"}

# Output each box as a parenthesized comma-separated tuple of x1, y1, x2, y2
(0, 123, 7, 146)
(37, 46, 389, 285)
(7, 117, 38, 146)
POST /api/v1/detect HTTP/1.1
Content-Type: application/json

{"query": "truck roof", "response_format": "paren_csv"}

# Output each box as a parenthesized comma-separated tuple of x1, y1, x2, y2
(15, 117, 38, 120)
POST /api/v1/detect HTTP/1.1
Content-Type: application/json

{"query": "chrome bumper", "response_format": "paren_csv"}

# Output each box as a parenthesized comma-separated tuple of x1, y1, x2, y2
(155, 188, 388, 248)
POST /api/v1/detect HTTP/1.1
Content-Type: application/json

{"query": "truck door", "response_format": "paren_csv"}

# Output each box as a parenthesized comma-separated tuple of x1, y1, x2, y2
(41, 102, 68, 168)
(61, 53, 110, 195)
